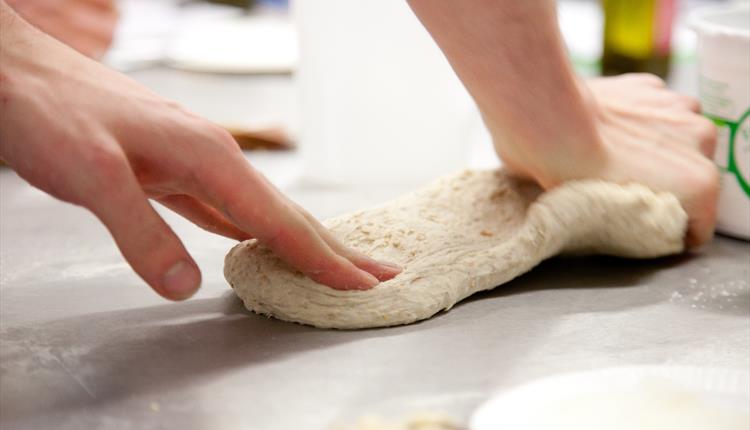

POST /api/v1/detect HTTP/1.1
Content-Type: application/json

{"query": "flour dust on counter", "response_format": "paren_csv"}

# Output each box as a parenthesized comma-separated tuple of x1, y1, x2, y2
(224, 169, 687, 329)
(333, 411, 459, 430)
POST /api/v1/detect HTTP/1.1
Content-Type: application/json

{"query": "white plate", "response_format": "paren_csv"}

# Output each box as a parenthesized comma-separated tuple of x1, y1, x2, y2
(471, 366, 750, 430)
(165, 15, 297, 74)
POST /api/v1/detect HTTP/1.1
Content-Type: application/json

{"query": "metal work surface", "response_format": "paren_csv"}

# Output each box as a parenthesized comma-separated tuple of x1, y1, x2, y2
(2, 164, 749, 430)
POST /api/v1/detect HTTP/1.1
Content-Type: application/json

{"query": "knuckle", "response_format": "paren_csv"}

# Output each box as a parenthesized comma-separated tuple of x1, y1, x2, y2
(175, 124, 238, 182)
(684, 95, 701, 111)
(165, 98, 186, 112)
(687, 161, 720, 241)
(700, 137, 718, 157)
(631, 73, 665, 87)
(696, 117, 718, 143)
(190, 123, 242, 173)
(694, 159, 720, 192)
(218, 183, 261, 225)
(85, 144, 129, 187)
(259, 225, 286, 250)
(646, 74, 666, 86)
(207, 123, 240, 153)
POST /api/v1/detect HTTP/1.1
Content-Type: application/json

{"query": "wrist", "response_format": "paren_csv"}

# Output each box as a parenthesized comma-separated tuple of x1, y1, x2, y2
(0, 3, 43, 160)
(487, 76, 607, 188)
(1, 3, 38, 76)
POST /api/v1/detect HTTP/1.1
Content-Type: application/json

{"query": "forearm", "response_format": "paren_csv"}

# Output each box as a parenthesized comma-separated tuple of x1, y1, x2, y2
(1, 2, 29, 158)
(408, 0, 602, 176)
(0, 1, 24, 70)
(0, 2, 53, 85)
(2, 0, 117, 59)
(1, 2, 54, 158)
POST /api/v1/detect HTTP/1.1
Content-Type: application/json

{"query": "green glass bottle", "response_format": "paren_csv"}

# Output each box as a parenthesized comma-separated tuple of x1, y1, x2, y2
(601, 0, 676, 78)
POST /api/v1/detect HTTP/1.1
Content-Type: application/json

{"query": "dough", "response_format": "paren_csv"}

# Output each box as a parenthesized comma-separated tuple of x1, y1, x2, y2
(224, 169, 687, 329)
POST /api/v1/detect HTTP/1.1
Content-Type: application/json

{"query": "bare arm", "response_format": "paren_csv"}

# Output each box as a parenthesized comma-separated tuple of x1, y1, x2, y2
(409, 0, 719, 246)
(409, 0, 600, 179)
(0, 2, 400, 299)
(5, 0, 117, 58)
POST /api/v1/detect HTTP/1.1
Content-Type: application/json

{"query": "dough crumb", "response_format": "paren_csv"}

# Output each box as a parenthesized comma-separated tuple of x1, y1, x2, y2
(334, 412, 461, 430)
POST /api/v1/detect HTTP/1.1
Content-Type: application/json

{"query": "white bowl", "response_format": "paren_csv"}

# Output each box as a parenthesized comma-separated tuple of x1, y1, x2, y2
(471, 366, 750, 430)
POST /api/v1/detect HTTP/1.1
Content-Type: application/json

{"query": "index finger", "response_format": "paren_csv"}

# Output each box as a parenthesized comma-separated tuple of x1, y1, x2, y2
(196, 152, 381, 290)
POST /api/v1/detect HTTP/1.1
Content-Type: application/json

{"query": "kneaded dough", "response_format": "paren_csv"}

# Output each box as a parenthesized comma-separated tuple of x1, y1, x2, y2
(224, 169, 687, 329)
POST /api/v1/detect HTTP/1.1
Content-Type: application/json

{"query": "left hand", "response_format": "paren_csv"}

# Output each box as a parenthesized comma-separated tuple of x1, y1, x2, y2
(0, 6, 401, 299)
(6, 0, 117, 59)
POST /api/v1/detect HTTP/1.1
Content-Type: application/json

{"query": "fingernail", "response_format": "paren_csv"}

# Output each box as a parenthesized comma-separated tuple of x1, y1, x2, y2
(163, 260, 200, 300)
(360, 271, 380, 289)
(378, 260, 403, 272)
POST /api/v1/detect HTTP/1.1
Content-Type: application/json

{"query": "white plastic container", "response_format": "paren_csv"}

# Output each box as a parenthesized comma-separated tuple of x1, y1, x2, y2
(293, 0, 475, 187)
(690, 3, 750, 240)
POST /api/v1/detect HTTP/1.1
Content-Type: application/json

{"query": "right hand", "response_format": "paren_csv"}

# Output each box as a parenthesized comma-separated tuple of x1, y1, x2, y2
(0, 6, 401, 300)
(490, 74, 719, 247)
(407, 1, 718, 249)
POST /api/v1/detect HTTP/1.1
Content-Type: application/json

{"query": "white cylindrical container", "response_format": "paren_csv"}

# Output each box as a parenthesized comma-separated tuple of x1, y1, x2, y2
(293, 0, 475, 187)
(690, 3, 750, 240)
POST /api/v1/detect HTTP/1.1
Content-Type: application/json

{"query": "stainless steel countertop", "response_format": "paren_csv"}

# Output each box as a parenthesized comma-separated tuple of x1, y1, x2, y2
(1, 68, 749, 430)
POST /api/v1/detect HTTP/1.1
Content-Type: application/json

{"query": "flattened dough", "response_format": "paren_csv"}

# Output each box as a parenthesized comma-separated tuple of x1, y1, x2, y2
(224, 170, 687, 329)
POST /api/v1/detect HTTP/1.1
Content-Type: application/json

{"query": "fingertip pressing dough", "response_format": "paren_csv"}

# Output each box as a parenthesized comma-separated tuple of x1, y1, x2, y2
(224, 170, 687, 329)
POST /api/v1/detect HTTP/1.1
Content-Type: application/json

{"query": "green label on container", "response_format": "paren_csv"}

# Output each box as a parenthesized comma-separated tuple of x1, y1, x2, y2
(708, 108, 750, 198)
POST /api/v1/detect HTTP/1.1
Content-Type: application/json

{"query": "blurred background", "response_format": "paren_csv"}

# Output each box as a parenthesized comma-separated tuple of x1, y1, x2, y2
(7, 0, 740, 192)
